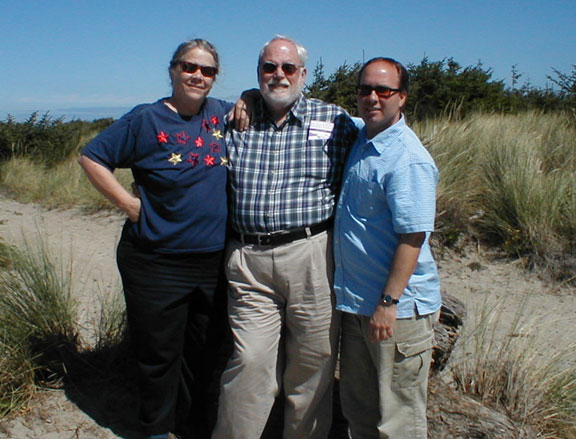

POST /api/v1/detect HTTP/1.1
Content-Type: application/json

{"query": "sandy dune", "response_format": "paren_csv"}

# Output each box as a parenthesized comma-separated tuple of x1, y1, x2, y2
(1, 194, 575, 438)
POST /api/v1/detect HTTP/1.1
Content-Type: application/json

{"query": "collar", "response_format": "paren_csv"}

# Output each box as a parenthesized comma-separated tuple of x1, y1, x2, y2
(361, 114, 406, 154)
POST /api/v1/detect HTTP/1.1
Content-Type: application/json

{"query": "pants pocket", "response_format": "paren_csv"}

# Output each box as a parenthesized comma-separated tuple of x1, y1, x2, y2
(392, 332, 433, 390)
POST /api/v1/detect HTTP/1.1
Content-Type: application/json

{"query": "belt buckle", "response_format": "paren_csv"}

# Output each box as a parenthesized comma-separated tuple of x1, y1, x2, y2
(256, 233, 273, 246)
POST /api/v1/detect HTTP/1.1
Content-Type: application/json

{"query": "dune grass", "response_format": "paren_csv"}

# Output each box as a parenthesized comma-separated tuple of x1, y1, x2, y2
(415, 110, 576, 280)
(1, 110, 576, 432)
(2, 110, 575, 274)
(2, 111, 574, 259)
(0, 237, 127, 418)
(450, 295, 576, 438)
(0, 236, 80, 385)
(0, 337, 35, 418)
(0, 156, 133, 212)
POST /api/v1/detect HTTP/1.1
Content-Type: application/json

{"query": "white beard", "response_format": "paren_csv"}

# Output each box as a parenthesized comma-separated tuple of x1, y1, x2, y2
(261, 79, 302, 111)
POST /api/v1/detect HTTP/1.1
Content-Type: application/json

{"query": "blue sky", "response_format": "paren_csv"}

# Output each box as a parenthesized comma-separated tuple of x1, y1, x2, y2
(1, 0, 574, 121)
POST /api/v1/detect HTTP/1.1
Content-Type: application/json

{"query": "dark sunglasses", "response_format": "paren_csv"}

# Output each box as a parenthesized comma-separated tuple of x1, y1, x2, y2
(261, 62, 302, 75)
(357, 84, 402, 98)
(174, 61, 218, 77)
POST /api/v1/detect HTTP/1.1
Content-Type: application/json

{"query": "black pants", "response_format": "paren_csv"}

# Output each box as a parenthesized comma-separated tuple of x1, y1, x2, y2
(117, 238, 230, 437)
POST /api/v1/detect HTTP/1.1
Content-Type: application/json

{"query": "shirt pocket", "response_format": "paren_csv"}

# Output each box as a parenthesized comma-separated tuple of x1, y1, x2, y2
(347, 179, 386, 219)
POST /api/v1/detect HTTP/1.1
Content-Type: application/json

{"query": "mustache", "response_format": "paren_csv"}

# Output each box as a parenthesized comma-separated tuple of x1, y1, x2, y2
(266, 79, 291, 87)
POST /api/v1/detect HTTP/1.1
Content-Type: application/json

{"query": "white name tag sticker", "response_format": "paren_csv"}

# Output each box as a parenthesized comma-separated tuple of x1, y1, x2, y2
(308, 120, 334, 140)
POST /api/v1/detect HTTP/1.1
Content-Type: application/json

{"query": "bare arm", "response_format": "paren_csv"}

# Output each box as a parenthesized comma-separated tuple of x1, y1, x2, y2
(78, 155, 141, 222)
(370, 232, 426, 342)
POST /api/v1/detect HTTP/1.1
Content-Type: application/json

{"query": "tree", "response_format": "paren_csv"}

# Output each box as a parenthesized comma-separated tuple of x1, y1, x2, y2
(304, 61, 361, 115)
(405, 57, 507, 120)
(547, 65, 576, 96)
(304, 56, 574, 120)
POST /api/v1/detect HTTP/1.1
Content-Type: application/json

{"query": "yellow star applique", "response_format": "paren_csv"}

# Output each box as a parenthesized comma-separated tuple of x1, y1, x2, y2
(212, 129, 223, 140)
(168, 153, 182, 165)
(220, 156, 229, 166)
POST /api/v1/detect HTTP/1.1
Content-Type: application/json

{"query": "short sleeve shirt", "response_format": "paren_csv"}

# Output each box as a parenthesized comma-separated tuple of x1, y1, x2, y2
(81, 97, 232, 253)
(333, 116, 441, 318)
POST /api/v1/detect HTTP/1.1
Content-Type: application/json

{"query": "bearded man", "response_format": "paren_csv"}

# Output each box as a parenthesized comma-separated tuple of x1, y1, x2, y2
(212, 36, 357, 439)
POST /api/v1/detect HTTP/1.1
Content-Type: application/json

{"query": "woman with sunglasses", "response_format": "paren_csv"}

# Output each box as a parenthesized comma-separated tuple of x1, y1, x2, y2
(79, 39, 242, 439)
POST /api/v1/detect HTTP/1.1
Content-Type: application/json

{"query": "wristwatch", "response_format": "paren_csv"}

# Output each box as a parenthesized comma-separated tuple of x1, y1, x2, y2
(380, 294, 399, 307)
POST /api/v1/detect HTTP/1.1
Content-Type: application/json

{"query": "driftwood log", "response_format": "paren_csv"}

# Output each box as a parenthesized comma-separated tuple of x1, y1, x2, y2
(428, 293, 537, 438)
(432, 292, 467, 372)
(427, 376, 537, 438)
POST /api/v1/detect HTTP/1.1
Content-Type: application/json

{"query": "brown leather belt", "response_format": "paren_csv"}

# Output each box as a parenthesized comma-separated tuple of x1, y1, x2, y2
(232, 219, 333, 246)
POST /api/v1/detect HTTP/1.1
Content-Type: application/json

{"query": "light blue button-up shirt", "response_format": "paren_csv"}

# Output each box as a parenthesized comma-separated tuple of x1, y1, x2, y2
(333, 116, 441, 318)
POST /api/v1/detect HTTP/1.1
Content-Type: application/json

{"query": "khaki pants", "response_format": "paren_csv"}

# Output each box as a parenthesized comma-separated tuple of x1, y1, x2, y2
(340, 310, 438, 439)
(212, 231, 339, 439)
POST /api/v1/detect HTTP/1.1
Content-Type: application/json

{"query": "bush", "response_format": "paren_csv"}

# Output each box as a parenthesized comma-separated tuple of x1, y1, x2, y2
(0, 113, 113, 167)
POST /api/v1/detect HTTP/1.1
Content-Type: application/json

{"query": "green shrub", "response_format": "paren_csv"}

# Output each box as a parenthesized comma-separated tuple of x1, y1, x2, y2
(0, 113, 113, 167)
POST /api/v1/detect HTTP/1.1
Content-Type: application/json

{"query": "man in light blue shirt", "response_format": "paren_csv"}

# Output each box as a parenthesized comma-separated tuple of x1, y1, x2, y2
(333, 57, 441, 439)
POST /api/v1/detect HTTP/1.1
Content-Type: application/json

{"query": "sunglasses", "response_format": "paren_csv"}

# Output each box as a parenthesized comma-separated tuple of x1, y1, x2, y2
(175, 61, 218, 78)
(357, 84, 402, 98)
(261, 62, 302, 75)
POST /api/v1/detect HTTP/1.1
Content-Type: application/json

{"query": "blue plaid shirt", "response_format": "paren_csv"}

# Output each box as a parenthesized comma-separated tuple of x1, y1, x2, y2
(227, 94, 358, 234)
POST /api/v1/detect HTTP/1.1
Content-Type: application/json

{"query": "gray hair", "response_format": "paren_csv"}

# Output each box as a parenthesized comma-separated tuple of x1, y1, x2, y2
(258, 35, 308, 66)
(169, 39, 220, 76)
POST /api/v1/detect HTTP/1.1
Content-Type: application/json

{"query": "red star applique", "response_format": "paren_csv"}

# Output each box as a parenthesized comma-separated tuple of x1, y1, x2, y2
(204, 155, 216, 166)
(202, 119, 211, 132)
(210, 115, 220, 126)
(187, 152, 199, 167)
(175, 131, 191, 145)
(210, 142, 221, 153)
(156, 131, 169, 143)
(194, 137, 204, 148)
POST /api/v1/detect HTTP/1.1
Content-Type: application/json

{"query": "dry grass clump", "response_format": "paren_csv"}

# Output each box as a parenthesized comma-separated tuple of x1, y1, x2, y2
(415, 111, 576, 280)
(0, 333, 36, 418)
(89, 282, 127, 352)
(0, 237, 80, 385)
(0, 156, 133, 212)
(0, 237, 127, 418)
(2, 110, 575, 280)
(451, 297, 576, 438)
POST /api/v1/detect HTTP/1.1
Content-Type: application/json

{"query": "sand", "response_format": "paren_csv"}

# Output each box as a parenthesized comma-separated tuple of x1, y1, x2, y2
(0, 193, 575, 438)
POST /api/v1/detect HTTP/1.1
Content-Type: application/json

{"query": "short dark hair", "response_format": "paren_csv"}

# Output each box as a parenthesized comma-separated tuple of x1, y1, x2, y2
(358, 57, 409, 94)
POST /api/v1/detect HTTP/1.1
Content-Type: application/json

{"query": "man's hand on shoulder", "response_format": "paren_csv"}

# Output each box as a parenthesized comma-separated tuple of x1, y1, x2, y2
(228, 88, 260, 131)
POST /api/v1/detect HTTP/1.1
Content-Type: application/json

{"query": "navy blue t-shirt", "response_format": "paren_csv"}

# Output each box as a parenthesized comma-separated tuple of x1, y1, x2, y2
(82, 97, 233, 253)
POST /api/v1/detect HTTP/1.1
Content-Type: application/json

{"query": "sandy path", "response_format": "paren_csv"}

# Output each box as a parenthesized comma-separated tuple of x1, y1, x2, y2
(0, 194, 575, 438)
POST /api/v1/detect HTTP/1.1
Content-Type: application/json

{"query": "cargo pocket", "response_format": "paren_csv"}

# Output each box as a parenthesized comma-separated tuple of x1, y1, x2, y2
(392, 332, 434, 390)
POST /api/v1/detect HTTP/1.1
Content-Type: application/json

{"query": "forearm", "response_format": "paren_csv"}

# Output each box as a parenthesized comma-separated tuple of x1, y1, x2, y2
(78, 155, 140, 221)
(370, 232, 425, 341)
(382, 232, 426, 301)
